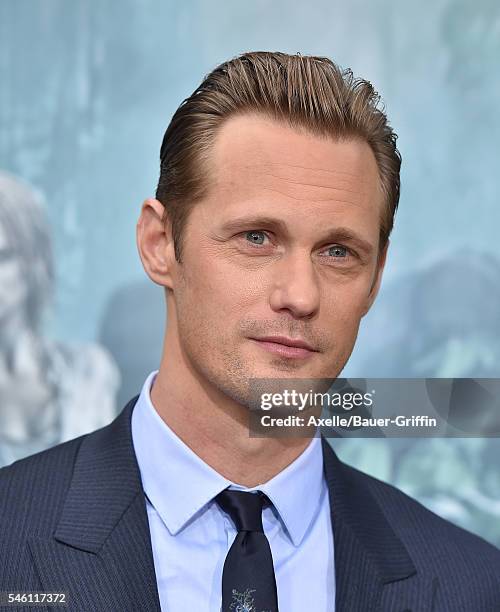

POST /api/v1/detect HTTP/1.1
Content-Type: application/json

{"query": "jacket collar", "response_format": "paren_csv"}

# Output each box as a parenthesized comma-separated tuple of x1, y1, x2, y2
(53, 397, 143, 553)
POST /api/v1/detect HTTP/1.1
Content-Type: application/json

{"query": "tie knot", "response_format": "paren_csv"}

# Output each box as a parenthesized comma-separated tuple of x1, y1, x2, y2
(215, 489, 266, 532)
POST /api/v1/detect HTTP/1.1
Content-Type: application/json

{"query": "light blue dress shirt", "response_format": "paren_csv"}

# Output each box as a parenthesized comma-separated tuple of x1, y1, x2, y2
(131, 371, 335, 611)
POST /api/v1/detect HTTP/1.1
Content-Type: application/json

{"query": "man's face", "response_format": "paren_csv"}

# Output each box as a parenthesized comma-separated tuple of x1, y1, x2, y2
(164, 114, 387, 405)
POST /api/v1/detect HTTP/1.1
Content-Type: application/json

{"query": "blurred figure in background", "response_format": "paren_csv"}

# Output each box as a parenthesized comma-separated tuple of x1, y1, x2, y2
(0, 170, 119, 467)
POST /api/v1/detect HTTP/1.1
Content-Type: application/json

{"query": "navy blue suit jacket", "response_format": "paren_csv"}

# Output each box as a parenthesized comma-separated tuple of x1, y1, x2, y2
(1, 397, 499, 611)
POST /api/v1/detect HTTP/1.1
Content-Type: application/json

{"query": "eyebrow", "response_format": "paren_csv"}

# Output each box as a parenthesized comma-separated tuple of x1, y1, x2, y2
(219, 215, 375, 256)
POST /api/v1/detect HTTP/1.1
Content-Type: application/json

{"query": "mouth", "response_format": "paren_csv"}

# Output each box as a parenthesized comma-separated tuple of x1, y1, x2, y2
(248, 335, 318, 359)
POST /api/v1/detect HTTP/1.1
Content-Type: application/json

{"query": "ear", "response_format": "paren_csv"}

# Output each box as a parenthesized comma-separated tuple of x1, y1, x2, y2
(361, 240, 389, 317)
(136, 198, 176, 289)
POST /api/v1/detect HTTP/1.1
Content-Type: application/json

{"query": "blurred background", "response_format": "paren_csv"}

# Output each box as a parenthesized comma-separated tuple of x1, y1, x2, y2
(1, 0, 499, 545)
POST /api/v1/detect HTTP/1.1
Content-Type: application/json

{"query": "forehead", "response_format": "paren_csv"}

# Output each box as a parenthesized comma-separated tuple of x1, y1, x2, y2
(207, 113, 382, 212)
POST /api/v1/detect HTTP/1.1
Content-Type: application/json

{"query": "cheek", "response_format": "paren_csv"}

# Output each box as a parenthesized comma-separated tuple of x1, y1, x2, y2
(179, 252, 265, 322)
(322, 276, 371, 319)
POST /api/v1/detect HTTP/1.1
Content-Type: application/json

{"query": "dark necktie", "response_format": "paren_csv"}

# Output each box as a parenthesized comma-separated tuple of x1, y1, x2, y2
(215, 489, 279, 612)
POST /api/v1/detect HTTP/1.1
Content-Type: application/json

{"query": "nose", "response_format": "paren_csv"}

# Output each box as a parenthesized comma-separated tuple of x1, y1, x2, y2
(268, 250, 320, 319)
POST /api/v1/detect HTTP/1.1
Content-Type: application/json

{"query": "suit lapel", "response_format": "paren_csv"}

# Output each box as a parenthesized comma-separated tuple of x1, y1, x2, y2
(322, 438, 422, 612)
(28, 398, 161, 612)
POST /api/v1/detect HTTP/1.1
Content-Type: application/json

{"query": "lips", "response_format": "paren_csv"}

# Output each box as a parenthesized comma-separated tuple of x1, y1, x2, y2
(249, 335, 317, 359)
(252, 335, 316, 351)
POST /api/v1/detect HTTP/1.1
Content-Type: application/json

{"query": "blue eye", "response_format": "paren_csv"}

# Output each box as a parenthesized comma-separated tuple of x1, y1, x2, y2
(328, 245, 348, 257)
(245, 231, 267, 245)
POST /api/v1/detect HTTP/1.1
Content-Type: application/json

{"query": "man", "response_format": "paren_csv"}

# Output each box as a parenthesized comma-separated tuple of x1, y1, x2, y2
(0, 51, 499, 612)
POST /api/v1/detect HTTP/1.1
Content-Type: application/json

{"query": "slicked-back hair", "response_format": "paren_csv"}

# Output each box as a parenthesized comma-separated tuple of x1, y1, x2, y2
(156, 51, 401, 262)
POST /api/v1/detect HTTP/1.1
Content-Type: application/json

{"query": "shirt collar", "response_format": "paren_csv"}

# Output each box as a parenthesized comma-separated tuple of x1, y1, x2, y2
(131, 371, 325, 546)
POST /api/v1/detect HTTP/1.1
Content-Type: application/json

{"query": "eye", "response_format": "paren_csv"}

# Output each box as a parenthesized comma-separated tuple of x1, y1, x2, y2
(326, 245, 348, 258)
(318, 244, 357, 265)
(244, 230, 268, 246)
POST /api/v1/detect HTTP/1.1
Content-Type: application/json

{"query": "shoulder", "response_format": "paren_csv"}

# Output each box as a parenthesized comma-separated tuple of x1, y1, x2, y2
(342, 458, 500, 599)
(0, 433, 87, 537)
(356, 460, 499, 551)
(0, 427, 110, 589)
(345, 457, 500, 557)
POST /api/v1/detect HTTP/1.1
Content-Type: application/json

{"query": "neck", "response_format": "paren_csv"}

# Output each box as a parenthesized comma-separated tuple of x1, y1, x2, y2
(150, 322, 314, 488)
